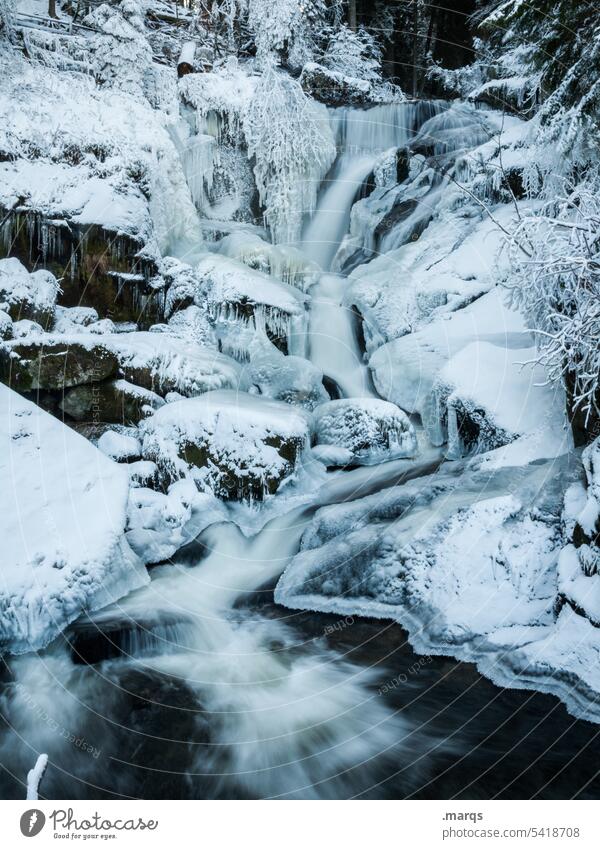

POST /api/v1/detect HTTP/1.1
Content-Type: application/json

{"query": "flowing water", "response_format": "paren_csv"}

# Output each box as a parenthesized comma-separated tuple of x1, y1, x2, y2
(1, 102, 600, 801)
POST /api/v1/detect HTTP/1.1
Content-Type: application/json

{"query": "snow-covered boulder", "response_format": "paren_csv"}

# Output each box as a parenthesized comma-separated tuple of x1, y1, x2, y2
(425, 342, 566, 458)
(0, 258, 59, 329)
(108, 331, 243, 397)
(196, 254, 306, 358)
(300, 63, 373, 107)
(312, 398, 417, 466)
(0, 335, 118, 391)
(141, 390, 311, 501)
(60, 378, 164, 425)
(0, 383, 148, 653)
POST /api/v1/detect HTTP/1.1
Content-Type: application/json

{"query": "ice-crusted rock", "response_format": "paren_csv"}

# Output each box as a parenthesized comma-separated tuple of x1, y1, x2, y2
(126, 480, 227, 565)
(0, 258, 59, 329)
(312, 398, 417, 466)
(0, 383, 148, 654)
(247, 335, 328, 411)
(0, 335, 118, 391)
(217, 231, 319, 291)
(196, 254, 306, 358)
(141, 390, 311, 501)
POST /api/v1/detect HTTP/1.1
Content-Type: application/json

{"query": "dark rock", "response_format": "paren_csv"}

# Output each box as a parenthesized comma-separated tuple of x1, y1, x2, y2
(60, 378, 164, 424)
(0, 338, 118, 391)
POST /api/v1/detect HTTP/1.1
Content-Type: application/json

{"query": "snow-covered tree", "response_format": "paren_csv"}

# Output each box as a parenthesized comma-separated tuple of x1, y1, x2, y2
(321, 24, 381, 82)
(84, 0, 152, 98)
(243, 62, 335, 243)
(247, 0, 334, 69)
(0, 0, 14, 43)
(506, 179, 600, 435)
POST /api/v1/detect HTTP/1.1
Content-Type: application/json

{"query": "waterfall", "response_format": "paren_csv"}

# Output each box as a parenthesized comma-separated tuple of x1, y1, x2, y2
(302, 101, 447, 398)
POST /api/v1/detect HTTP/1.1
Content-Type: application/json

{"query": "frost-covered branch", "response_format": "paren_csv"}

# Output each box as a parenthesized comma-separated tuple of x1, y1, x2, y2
(506, 179, 600, 425)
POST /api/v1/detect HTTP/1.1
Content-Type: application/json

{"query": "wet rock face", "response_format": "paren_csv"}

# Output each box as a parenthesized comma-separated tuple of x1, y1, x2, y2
(0, 338, 118, 391)
(60, 379, 164, 425)
(0, 208, 161, 328)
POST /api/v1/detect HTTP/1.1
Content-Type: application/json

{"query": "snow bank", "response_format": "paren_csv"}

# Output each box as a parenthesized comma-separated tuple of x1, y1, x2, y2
(0, 384, 148, 654)
(369, 287, 531, 416)
(426, 341, 566, 457)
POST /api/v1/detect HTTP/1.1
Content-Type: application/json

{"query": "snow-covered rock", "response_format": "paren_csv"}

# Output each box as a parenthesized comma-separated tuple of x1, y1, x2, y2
(300, 63, 375, 107)
(312, 398, 417, 466)
(98, 430, 142, 462)
(108, 331, 244, 397)
(125, 480, 225, 565)
(0, 258, 58, 329)
(369, 287, 531, 416)
(218, 231, 319, 291)
(141, 390, 311, 501)
(0, 383, 148, 653)
(196, 254, 306, 358)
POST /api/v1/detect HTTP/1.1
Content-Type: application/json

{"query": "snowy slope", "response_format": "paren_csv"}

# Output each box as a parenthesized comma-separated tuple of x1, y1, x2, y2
(0, 384, 148, 653)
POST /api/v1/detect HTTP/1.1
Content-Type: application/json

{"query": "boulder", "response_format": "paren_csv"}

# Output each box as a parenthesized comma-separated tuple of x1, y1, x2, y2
(313, 398, 417, 466)
(0, 336, 118, 391)
(141, 390, 310, 501)
(60, 378, 164, 425)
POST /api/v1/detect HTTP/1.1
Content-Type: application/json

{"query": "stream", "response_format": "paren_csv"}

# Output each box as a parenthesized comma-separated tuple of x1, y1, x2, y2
(1, 103, 599, 801)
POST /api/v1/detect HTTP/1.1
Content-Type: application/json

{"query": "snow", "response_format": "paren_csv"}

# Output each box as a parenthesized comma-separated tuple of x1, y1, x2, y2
(313, 398, 417, 465)
(0, 258, 58, 326)
(26, 753, 48, 801)
(0, 383, 148, 654)
(97, 430, 141, 462)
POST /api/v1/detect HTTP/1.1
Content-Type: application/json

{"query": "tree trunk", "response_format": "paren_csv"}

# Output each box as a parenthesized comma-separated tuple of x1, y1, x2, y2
(412, 0, 419, 98)
(48, 0, 58, 19)
(348, 0, 357, 32)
